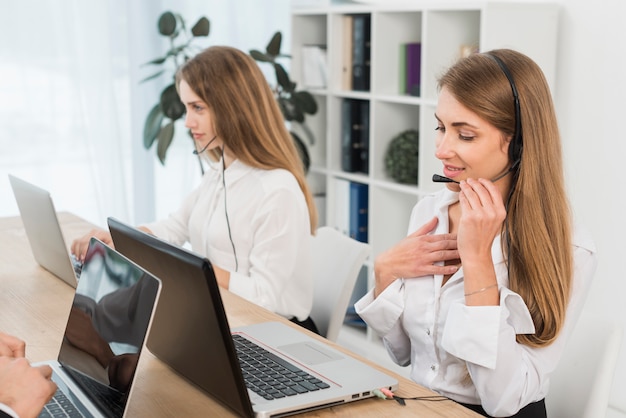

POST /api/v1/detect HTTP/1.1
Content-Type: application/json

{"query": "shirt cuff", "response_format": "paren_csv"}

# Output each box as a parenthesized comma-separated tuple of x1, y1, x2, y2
(442, 287, 535, 369)
(355, 280, 405, 335)
(0, 404, 19, 418)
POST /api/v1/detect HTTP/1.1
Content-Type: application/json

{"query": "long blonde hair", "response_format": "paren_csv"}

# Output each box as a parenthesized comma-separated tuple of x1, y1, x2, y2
(176, 46, 317, 233)
(439, 49, 573, 347)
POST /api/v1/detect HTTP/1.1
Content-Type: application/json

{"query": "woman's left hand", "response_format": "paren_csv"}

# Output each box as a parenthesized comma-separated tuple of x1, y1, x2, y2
(457, 178, 507, 260)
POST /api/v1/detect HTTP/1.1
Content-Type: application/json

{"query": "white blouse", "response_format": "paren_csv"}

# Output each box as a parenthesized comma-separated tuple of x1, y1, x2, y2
(355, 188, 597, 416)
(144, 159, 313, 321)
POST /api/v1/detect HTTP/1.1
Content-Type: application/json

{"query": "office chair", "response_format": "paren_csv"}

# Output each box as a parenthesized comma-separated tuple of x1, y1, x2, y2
(309, 226, 371, 342)
(546, 313, 623, 418)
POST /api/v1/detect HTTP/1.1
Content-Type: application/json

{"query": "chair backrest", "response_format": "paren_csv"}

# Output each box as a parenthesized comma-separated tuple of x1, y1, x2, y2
(310, 226, 371, 342)
(546, 313, 623, 418)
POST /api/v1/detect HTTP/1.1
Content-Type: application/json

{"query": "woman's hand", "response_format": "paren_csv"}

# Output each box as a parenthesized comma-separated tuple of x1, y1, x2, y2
(374, 217, 459, 297)
(457, 178, 506, 260)
(71, 228, 113, 263)
(457, 178, 506, 306)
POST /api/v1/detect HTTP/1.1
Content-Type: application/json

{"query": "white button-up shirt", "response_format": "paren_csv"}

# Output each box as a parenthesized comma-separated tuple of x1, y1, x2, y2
(145, 159, 313, 321)
(355, 188, 597, 416)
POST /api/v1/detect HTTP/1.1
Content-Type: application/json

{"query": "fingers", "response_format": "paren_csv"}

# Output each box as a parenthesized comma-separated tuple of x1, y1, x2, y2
(408, 216, 439, 237)
(71, 228, 112, 262)
(0, 332, 26, 357)
(36, 364, 53, 380)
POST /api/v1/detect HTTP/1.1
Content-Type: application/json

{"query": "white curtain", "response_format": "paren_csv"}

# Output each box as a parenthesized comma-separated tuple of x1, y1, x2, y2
(0, 0, 290, 226)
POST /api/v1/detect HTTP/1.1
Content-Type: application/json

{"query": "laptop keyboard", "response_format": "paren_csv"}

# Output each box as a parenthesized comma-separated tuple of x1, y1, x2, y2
(39, 390, 84, 418)
(70, 254, 83, 278)
(233, 334, 330, 400)
(68, 369, 125, 417)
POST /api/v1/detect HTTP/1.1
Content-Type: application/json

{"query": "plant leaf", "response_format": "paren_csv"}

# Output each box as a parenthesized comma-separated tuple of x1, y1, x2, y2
(274, 63, 292, 92)
(279, 97, 302, 122)
(156, 121, 175, 164)
(191, 17, 210, 36)
(141, 56, 168, 66)
(250, 50, 273, 63)
(292, 91, 318, 115)
(139, 70, 166, 84)
(175, 13, 186, 32)
(158, 12, 177, 36)
(143, 104, 164, 148)
(266, 32, 282, 56)
(160, 84, 185, 120)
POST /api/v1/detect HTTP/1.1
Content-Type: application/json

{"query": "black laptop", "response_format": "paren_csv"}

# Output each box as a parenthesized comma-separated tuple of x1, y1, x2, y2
(107, 217, 398, 418)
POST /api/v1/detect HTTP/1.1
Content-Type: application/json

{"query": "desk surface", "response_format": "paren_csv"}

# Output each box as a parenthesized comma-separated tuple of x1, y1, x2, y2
(0, 212, 479, 417)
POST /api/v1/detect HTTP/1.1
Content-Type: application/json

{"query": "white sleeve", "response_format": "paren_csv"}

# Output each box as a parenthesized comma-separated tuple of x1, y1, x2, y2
(355, 280, 412, 366)
(142, 179, 205, 246)
(0, 403, 19, 418)
(442, 242, 597, 416)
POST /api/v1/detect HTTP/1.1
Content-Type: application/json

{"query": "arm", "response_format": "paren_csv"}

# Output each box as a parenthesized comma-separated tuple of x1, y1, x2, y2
(356, 194, 460, 367)
(442, 239, 597, 416)
(142, 173, 210, 246)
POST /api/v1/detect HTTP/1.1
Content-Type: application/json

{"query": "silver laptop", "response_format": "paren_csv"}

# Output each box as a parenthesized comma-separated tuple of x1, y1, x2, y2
(107, 217, 398, 418)
(35, 237, 162, 418)
(8, 174, 83, 287)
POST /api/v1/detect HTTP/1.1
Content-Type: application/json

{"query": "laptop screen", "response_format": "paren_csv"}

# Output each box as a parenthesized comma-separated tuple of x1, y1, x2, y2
(57, 238, 160, 417)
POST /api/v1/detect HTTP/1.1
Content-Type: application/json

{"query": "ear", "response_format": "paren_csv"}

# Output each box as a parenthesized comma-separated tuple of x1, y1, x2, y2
(501, 133, 513, 154)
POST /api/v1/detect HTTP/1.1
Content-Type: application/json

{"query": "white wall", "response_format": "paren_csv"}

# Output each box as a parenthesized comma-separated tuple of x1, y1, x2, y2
(556, 0, 626, 414)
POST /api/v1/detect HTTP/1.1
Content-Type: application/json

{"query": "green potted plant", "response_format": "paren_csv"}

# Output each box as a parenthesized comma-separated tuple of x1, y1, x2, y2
(140, 11, 210, 169)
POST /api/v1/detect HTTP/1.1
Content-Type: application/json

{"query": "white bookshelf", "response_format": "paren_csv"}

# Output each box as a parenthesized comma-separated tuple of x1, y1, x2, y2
(291, 1, 559, 344)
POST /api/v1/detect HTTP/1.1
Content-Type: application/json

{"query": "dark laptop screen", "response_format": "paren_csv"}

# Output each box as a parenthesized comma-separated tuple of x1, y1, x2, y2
(58, 238, 160, 417)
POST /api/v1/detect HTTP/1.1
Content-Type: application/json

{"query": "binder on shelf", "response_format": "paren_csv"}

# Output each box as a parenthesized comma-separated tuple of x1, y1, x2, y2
(334, 179, 351, 237)
(358, 100, 370, 174)
(341, 99, 370, 174)
(405, 42, 421, 96)
(301, 44, 328, 89)
(349, 182, 368, 243)
(341, 15, 354, 90)
(351, 14, 371, 91)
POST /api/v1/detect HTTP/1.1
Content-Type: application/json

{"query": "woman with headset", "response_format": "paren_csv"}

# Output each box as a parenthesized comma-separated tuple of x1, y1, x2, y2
(72, 46, 319, 333)
(355, 49, 597, 417)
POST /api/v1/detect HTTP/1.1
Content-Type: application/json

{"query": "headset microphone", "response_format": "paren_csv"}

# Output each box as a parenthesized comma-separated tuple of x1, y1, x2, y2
(192, 135, 217, 155)
(432, 161, 520, 185)
(432, 174, 459, 184)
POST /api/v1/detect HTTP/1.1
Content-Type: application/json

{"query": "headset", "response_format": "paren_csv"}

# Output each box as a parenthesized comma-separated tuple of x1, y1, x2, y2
(487, 52, 523, 168)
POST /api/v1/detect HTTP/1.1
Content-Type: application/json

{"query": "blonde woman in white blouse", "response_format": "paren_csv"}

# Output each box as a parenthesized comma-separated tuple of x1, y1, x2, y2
(72, 46, 319, 333)
(356, 49, 597, 417)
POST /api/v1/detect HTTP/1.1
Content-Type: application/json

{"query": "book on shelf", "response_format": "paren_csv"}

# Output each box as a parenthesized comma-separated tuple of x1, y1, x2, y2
(332, 180, 368, 245)
(351, 14, 371, 91)
(341, 99, 370, 174)
(401, 42, 421, 96)
(349, 182, 368, 243)
(301, 44, 328, 89)
(398, 43, 407, 94)
(341, 15, 353, 90)
(334, 179, 351, 237)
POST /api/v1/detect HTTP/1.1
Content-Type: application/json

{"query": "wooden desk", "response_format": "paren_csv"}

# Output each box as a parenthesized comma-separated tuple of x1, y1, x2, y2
(0, 213, 479, 417)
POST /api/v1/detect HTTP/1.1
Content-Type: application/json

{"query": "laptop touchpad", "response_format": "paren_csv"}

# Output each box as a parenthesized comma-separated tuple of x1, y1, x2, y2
(278, 342, 343, 365)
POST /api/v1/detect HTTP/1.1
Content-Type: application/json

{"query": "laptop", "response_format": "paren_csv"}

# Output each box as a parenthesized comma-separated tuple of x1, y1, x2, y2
(8, 174, 83, 287)
(107, 217, 398, 418)
(35, 237, 162, 418)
